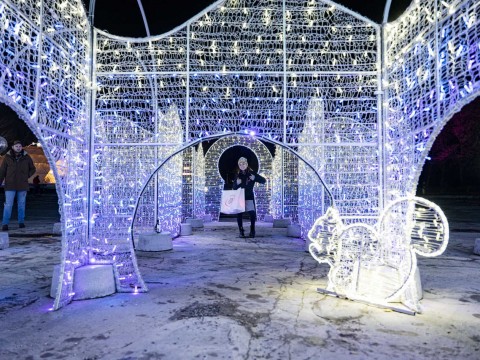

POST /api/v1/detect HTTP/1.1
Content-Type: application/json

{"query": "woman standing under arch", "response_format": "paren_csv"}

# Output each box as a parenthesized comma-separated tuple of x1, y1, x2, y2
(232, 157, 266, 238)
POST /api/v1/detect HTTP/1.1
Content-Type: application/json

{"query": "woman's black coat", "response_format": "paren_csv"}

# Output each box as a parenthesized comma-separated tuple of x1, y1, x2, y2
(232, 170, 266, 200)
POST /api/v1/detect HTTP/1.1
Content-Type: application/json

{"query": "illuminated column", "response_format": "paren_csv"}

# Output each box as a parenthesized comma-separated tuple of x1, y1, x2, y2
(270, 147, 283, 219)
(193, 145, 206, 218)
(298, 98, 327, 237)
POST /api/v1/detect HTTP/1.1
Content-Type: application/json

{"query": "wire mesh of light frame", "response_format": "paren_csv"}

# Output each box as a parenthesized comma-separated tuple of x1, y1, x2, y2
(93, 105, 183, 290)
(193, 146, 207, 219)
(298, 98, 330, 233)
(181, 148, 194, 220)
(297, 97, 380, 221)
(133, 155, 183, 238)
(298, 161, 329, 238)
(384, 0, 480, 200)
(134, 109, 183, 233)
(182, 145, 206, 220)
(270, 148, 283, 219)
(281, 149, 299, 221)
(0, 0, 91, 309)
(270, 147, 297, 220)
(271, 142, 334, 231)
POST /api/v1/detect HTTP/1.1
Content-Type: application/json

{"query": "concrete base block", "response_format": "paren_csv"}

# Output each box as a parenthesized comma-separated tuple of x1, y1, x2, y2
(181, 223, 193, 236)
(137, 232, 173, 251)
(287, 224, 301, 238)
(186, 218, 204, 229)
(50, 264, 61, 298)
(73, 265, 116, 300)
(264, 214, 274, 223)
(52, 222, 62, 235)
(474, 238, 480, 255)
(0, 232, 9, 250)
(273, 218, 291, 228)
(202, 214, 212, 223)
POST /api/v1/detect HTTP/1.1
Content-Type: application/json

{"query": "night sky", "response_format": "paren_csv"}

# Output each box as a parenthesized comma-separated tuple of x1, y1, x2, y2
(85, 0, 413, 37)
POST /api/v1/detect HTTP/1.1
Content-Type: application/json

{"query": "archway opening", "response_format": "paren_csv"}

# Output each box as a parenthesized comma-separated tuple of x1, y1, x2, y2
(132, 132, 333, 244)
(217, 145, 260, 223)
(0, 103, 60, 231)
(0, 102, 62, 310)
(218, 145, 259, 188)
(415, 97, 480, 259)
(417, 97, 480, 197)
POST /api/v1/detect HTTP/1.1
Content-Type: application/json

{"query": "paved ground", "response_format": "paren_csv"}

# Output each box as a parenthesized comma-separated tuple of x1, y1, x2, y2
(0, 193, 479, 359)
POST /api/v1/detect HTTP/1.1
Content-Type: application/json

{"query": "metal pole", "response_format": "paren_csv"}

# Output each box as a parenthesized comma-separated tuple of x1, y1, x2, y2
(136, 0, 151, 37)
(379, 24, 386, 212)
(382, 0, 393, 25)
(88, 0, 96, 27)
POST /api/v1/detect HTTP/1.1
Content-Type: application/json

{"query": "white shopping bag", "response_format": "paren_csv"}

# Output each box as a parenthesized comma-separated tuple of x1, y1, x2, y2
(220, 188, 245, 214)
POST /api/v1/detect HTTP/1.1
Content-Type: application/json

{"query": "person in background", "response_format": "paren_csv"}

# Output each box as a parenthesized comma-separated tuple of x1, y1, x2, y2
(0, 140, 36, 231)
(232, 157, 266, 238)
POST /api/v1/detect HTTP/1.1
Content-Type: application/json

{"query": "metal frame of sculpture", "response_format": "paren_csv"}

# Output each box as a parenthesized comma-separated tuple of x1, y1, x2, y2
(308, 196, 449, 314)
(0, 0, 478, 310)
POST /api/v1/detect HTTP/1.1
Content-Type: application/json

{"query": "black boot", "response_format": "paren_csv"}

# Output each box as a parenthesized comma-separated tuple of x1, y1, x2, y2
(237, 214, 245, 237)
(249, 222, 255, 238)
(248, 211, 256, 238)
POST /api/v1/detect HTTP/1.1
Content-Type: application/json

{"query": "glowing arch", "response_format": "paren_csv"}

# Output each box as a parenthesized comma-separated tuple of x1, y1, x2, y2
(130, 131, 334, 237)
(0, 0, 90, 310)
(1, 0, 479, 311)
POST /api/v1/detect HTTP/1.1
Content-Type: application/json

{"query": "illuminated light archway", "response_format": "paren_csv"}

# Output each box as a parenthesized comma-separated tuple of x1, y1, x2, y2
(0, 0, 90, 310)
(130, 131, 333, 241)
(1, 0, 479, 309)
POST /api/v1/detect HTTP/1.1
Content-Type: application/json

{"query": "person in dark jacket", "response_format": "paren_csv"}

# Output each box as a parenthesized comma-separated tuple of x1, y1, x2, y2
(232, 157, 266, 238)
(0, 140, 36, 231)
